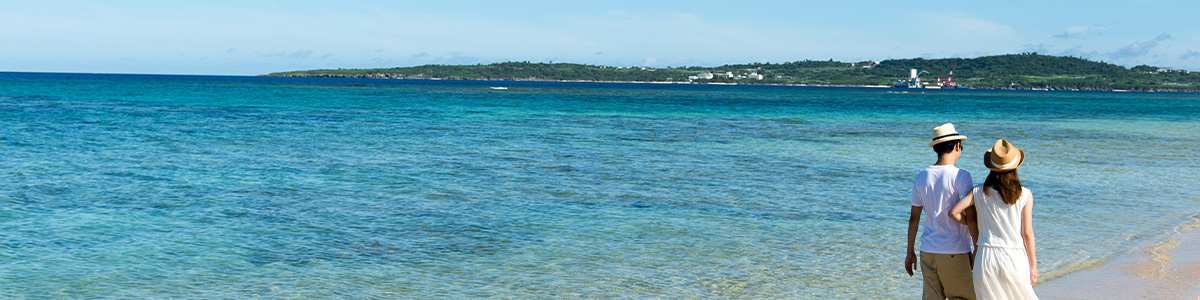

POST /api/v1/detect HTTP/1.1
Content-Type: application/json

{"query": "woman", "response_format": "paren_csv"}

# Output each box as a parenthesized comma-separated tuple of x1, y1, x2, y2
(950, 139, 1039, 300)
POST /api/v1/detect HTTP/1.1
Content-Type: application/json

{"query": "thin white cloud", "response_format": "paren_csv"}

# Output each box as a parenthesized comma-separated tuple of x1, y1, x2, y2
(1109, 34, 1173, 60)
(1053, 24, 1114, 39)
(948, 51, 994, 59)
(261, 50, 313, 59)
(1058, 46, 1101, 59)
(1182, 50, 1200, 60)
(1022, 43, 1054, 54)
(880, 12, 1020, 59)
(555, 10, 854, 66)
(428, 52, 481, 65)
(919, 14, 1016, 37)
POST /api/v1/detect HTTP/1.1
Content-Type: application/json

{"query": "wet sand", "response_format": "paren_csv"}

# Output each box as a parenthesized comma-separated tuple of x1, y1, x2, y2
(1036, 219, 1200, 300)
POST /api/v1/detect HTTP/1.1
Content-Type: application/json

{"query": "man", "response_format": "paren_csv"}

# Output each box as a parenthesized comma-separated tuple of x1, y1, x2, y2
(905, 123, 976, 300)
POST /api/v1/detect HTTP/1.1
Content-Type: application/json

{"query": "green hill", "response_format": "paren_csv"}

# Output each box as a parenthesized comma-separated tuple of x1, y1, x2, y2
(267, 53, 1200, 92)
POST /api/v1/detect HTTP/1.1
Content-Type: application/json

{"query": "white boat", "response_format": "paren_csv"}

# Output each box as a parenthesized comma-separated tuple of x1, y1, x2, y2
(489, 87, 508, 90)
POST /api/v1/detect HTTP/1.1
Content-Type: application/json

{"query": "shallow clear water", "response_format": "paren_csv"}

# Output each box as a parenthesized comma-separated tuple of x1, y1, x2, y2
(1, 72, 1198, 298)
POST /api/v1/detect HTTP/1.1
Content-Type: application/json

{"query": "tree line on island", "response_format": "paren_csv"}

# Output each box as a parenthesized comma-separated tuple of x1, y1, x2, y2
(267, 53, 1200, 92)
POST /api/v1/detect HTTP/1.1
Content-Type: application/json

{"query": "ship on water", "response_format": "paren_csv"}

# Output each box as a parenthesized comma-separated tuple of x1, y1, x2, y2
(892, 67, 966, 89)
(892, 69, 927, 88)
(938, 66, 964, 89)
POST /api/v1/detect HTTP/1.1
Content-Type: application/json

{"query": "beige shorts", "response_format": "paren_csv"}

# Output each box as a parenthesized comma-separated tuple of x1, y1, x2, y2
(920, 251, 976, 300)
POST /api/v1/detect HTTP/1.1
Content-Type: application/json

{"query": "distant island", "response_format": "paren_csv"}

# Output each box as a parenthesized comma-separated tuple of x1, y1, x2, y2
(266, 53, 1200, 92)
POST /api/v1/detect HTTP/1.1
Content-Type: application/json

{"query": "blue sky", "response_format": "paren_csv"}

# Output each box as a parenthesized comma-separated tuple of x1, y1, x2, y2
(3, 0, 1199, 75)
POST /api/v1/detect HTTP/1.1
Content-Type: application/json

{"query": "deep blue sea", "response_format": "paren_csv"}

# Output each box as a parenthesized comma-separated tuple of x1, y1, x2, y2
(1, 72, 1198, 299)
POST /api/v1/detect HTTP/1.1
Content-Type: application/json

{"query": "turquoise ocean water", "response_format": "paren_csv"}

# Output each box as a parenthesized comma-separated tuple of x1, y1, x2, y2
(1, 72, 1198, 298)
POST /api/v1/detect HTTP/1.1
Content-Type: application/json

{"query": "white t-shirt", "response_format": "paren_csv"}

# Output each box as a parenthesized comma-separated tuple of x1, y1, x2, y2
(912, 165, 974, 254)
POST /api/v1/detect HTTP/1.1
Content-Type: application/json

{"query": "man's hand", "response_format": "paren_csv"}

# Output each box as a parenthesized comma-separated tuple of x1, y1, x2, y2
(905, 252, 918, 276)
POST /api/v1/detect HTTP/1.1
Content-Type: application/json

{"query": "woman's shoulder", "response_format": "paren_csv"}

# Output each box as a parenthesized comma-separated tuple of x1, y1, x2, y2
(973, 185, 991, 193)
(971, 186, 991, 202)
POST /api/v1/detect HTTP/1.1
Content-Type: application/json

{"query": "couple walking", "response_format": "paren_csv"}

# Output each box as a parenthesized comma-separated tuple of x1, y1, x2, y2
(904, 123, 1039, 300)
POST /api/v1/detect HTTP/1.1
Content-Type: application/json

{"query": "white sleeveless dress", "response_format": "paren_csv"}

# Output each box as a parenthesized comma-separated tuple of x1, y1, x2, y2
(972, 186, 1039, 300)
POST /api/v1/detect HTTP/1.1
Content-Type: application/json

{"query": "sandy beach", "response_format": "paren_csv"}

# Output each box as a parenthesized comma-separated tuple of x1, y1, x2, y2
(1036, 216, 1200, 300)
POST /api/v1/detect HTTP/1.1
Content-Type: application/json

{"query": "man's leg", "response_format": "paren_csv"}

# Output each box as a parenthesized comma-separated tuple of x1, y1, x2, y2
(920, 252, 945, 300)
(940, 253, 976, 300)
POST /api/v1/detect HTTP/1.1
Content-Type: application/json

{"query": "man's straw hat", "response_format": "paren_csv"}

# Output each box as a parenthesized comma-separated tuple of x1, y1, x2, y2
(929, 123, 968, 146)
(984, 139, 1025, 172)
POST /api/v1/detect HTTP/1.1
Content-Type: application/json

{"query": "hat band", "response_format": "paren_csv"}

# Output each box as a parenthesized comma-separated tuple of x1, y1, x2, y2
(991, 152, 1021, 169)
(932, 133, 961, 141)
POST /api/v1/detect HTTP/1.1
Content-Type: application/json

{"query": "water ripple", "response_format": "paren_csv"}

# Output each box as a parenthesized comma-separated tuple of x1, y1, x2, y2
(1, 74, 1198, 298)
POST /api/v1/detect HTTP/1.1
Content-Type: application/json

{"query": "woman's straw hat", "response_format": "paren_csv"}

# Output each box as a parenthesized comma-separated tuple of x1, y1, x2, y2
(929, 123, 968, 146)
(984, 139, 1025, 172)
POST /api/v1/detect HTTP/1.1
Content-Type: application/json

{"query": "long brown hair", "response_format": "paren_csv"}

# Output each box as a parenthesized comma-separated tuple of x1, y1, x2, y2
(983, 170, 1022, 205)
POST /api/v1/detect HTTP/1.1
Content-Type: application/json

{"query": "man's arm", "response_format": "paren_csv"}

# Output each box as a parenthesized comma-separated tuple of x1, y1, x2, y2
(905, 205, 922, 276)
(958, 174, 979, 255)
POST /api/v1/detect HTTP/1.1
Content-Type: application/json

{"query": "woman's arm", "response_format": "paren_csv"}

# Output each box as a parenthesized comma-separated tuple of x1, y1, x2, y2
(1021, 191, 1038, 284)
(949, 192, 975, 225)
(965, 205, 979, 252)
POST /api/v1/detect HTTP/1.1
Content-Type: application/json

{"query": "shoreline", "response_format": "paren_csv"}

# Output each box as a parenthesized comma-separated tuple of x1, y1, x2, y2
(261, 74, 1200, 93)
(1035, 215, 1200, 299)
